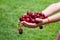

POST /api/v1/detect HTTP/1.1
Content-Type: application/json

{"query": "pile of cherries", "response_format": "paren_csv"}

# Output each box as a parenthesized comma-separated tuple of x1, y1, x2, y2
(18, 11, 47, 34)
(20, 12, 46, 23)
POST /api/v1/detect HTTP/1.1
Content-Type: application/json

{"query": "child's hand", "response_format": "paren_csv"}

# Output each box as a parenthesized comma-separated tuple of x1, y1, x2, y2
(21, 18, 43, 28)
(20, 12, 48, 28)
(36, 18, 43, 26)
(21, 21, 37, 28)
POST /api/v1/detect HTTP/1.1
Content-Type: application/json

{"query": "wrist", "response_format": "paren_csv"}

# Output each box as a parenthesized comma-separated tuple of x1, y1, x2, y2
(42, 18, 50, 25)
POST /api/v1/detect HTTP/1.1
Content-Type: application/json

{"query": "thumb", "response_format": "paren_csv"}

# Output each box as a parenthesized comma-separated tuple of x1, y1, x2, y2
(36, 18, 42, 22)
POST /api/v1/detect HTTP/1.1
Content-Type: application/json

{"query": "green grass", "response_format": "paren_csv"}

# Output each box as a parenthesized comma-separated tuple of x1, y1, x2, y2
(0, 0, 60, 40)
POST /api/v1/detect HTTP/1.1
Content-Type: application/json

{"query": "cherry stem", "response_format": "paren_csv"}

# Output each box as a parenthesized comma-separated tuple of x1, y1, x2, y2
(18, 19, 21, 28)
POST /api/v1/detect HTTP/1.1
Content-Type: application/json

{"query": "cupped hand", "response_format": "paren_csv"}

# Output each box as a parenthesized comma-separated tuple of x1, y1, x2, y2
(21, 21, 37, 28)
(20, 18, 43, 28)
(36, 18, 43, 26)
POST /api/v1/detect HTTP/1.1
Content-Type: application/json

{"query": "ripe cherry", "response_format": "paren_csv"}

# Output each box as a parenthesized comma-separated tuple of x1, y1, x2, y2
(31, 19, 36, 23)
(22, 15, 29, 18)
(39, 26, 43, 29)
(20, 18, 22, 21)
(36, 14, 40, 18)
(31, 14, 35, 19)
(25, 17, 30, 22)
(34, 12, 39, 15)
(27, 11, 33, 16)
(20, 17, 25, 21)
(18, 28, 23, 34)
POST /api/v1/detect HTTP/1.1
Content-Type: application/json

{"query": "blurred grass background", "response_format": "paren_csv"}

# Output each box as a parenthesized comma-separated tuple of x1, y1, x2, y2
(0, 0, 60, 40)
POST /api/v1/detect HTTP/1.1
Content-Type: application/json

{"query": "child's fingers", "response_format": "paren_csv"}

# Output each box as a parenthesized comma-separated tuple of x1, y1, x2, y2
(36, 18, 42, 22)
(21, 21, 37, 28)
(23, 21, 37, 27)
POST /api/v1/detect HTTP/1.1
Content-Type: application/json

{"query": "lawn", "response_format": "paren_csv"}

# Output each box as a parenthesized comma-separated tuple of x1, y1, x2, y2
(0, 0, 60, 40)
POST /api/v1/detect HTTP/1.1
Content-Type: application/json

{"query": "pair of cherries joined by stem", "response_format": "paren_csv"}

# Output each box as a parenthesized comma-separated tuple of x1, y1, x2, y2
(18, 11, 47, 34)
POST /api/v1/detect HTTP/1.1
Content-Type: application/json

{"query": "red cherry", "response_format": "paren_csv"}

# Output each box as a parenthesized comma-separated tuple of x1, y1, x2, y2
(20, 17, 26, 21)
(33, 15, 37, 19)
(42, 14, 48, 19)
(39, 26, 43, 29)
(19, 18, 22, 21)
(25, 17, 30, 22)
(34, 12, 39, 15)
(18, 28, 23, 34)
(22, 15, 26, 18)
(31, 13, 35, 19)
(39, 13, 47, 19)
(27, 11, 33, 16)
(31, 19, 36, 23)
(22, 15, 29, 18)
(34, 12, 40, 18)
(29, 18, 32, 22)
(39, 13, 43, 16)
(36, 14, 40, 18)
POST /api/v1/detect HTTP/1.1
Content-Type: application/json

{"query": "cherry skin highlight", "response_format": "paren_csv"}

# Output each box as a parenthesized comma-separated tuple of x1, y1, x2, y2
(31, 19, 36, 23)
(25, 17, 30, 22)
